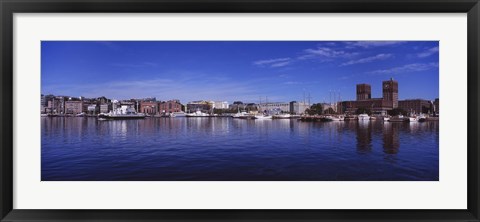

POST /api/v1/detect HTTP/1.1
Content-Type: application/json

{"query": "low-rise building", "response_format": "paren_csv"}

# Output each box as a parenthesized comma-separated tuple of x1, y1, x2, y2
(87, 104, 99, 115)
(213, 101, 229, 109)
(434, 98, 439, 114)
(289, 101, 310, 114)
(258, 102, 290, 113)
(187, 101, 211, 113)
(398, 99, 432, 114)
(64, 101, 83, 115)
(100, 104, 111, 114)
(140, 101, 158, 115)
(160, 100, 183, 114)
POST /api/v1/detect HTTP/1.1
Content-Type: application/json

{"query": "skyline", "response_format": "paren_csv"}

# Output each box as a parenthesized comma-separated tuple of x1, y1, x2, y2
(41, 41, 439, 103)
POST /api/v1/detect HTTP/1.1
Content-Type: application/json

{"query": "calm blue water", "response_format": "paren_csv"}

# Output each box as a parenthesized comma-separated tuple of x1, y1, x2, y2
(41, 117, 439, 181)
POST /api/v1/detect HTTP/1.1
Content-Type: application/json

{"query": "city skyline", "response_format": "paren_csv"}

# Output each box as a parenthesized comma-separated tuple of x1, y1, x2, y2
(42, 41, 439, 103)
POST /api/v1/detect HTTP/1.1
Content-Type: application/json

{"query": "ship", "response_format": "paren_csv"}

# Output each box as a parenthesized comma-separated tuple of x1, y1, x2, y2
(99, 105, 146, 119)
(358, 113, 370, 121)
(186, 110, 211, 117)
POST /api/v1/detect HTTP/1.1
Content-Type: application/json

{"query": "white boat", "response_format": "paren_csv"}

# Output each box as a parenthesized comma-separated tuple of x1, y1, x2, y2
(417, 114, 427, 122)
(273, 114, 291, 119)
(232, 111, 249, 118)
(186, 110, 210, 117)
(383, 116, 390, 121)
(358, 114, 370, 121)
(172, 112, 186, 117)
(255, 114, 272, 120)
(101, 105, 146, 119)
(323, 115, 345, 121)
(76, 112, 86, 117)
(41, 113, 48, 117)
(409, 117, 417, 122)
(388, 115, 408, 122)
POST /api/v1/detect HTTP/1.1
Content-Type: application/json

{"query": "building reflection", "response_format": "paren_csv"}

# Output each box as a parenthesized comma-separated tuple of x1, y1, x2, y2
(356, 121, 372, 153)
(382, 122, 400, 154)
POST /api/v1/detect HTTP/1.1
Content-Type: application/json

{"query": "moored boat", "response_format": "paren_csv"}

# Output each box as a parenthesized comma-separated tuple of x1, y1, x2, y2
(272, 114, 291, 119)
(388, 115, 408, 122)
(255, 114, 272, 120)
(101, 105, 146, 119)
(358, 114, 370, 121)
(321, 115, 345, 121)
(186, 110, 210, 117)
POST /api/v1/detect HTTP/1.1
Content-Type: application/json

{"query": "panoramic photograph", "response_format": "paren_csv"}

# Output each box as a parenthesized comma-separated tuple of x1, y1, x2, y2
(41, 41, 439, 181)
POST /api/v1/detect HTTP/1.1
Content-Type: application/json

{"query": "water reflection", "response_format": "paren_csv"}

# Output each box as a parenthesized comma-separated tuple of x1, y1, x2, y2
(356, 121, 372, 153)
(41, 117, 439, 181)
(382, 122, 400, 154)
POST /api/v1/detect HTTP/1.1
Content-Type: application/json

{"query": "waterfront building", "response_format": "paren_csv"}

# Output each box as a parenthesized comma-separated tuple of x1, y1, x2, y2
(160, 100, 183, 114)
(213, 101, 229, 109)
(339, 78, 398, 115)
(229, 101, 246, 111)
(87, 104, 99, 115)
(140, 101, 159, 115)
(434, 98, 439, 114)
(187, 101, 211, 113)
(289, 101, 310, 114)
(258, 102, 290, 113)
(100, 104, 111, 114)
(398, 99, 432, 114)
(41, 94, 46, 113)
(356, 84, 371, 101)
(47, 96, 66, 114)
(382, 78, 399, 108)
(64, 101, 83, 115)
(96, 96, 110, 105)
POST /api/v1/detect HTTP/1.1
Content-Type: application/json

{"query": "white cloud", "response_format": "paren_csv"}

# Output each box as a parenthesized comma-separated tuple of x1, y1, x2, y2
(253, 58, 291, 67)
(345, 41, 405, 48)
(270, 61, 291, 67)
(341, 53, 393, 66)
(368, 62, 439, 75)
(417, 46, 439, 58)
(302, 47, 357, 59)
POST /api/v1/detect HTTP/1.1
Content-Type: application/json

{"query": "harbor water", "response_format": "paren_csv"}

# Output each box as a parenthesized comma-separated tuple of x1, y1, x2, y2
(41, 117, 439, 181)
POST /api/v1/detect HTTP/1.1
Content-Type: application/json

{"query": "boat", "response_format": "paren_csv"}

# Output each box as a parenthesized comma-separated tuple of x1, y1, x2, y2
(344, 115, 356, 121)
(358, 114, 370, 121)
(388, 115, 408, 122)
(255, 114, 272, 120)
(232, 111, 249, 118)
(383, 116, 390, 121)
(101, 105, 146, 119)
(186, 110, 210, 117)
(172, 112, 186, 117)
(76, 112, 86, 117)
(417, 114, 427, 122)
(272, 114, 291, 119)
(408, 116, 417, 122)
(41, 113, 48, 117)
(321, 115, 345, 121)
(369, 116, 377, 120)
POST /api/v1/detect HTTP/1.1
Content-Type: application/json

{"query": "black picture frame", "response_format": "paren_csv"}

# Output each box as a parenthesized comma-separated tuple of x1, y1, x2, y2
(1, 0, 479, 221)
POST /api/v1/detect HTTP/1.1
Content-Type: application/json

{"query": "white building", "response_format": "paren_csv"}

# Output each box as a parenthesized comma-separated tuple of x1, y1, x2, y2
(213, 101, 229, 109)
(258, 102, 290, 114)
(289, 101, 310, 114)
(100, 104, 110, 114)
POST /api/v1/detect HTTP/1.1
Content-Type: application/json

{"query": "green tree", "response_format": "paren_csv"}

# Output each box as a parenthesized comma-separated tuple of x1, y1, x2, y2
(388, 108, 407, 116)
(306, 103, 323, 115)
(324, 107, 336, 114)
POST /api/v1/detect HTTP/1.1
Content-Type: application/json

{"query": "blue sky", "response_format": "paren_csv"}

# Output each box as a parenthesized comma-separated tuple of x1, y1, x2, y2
(41, 41, 439, 104)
